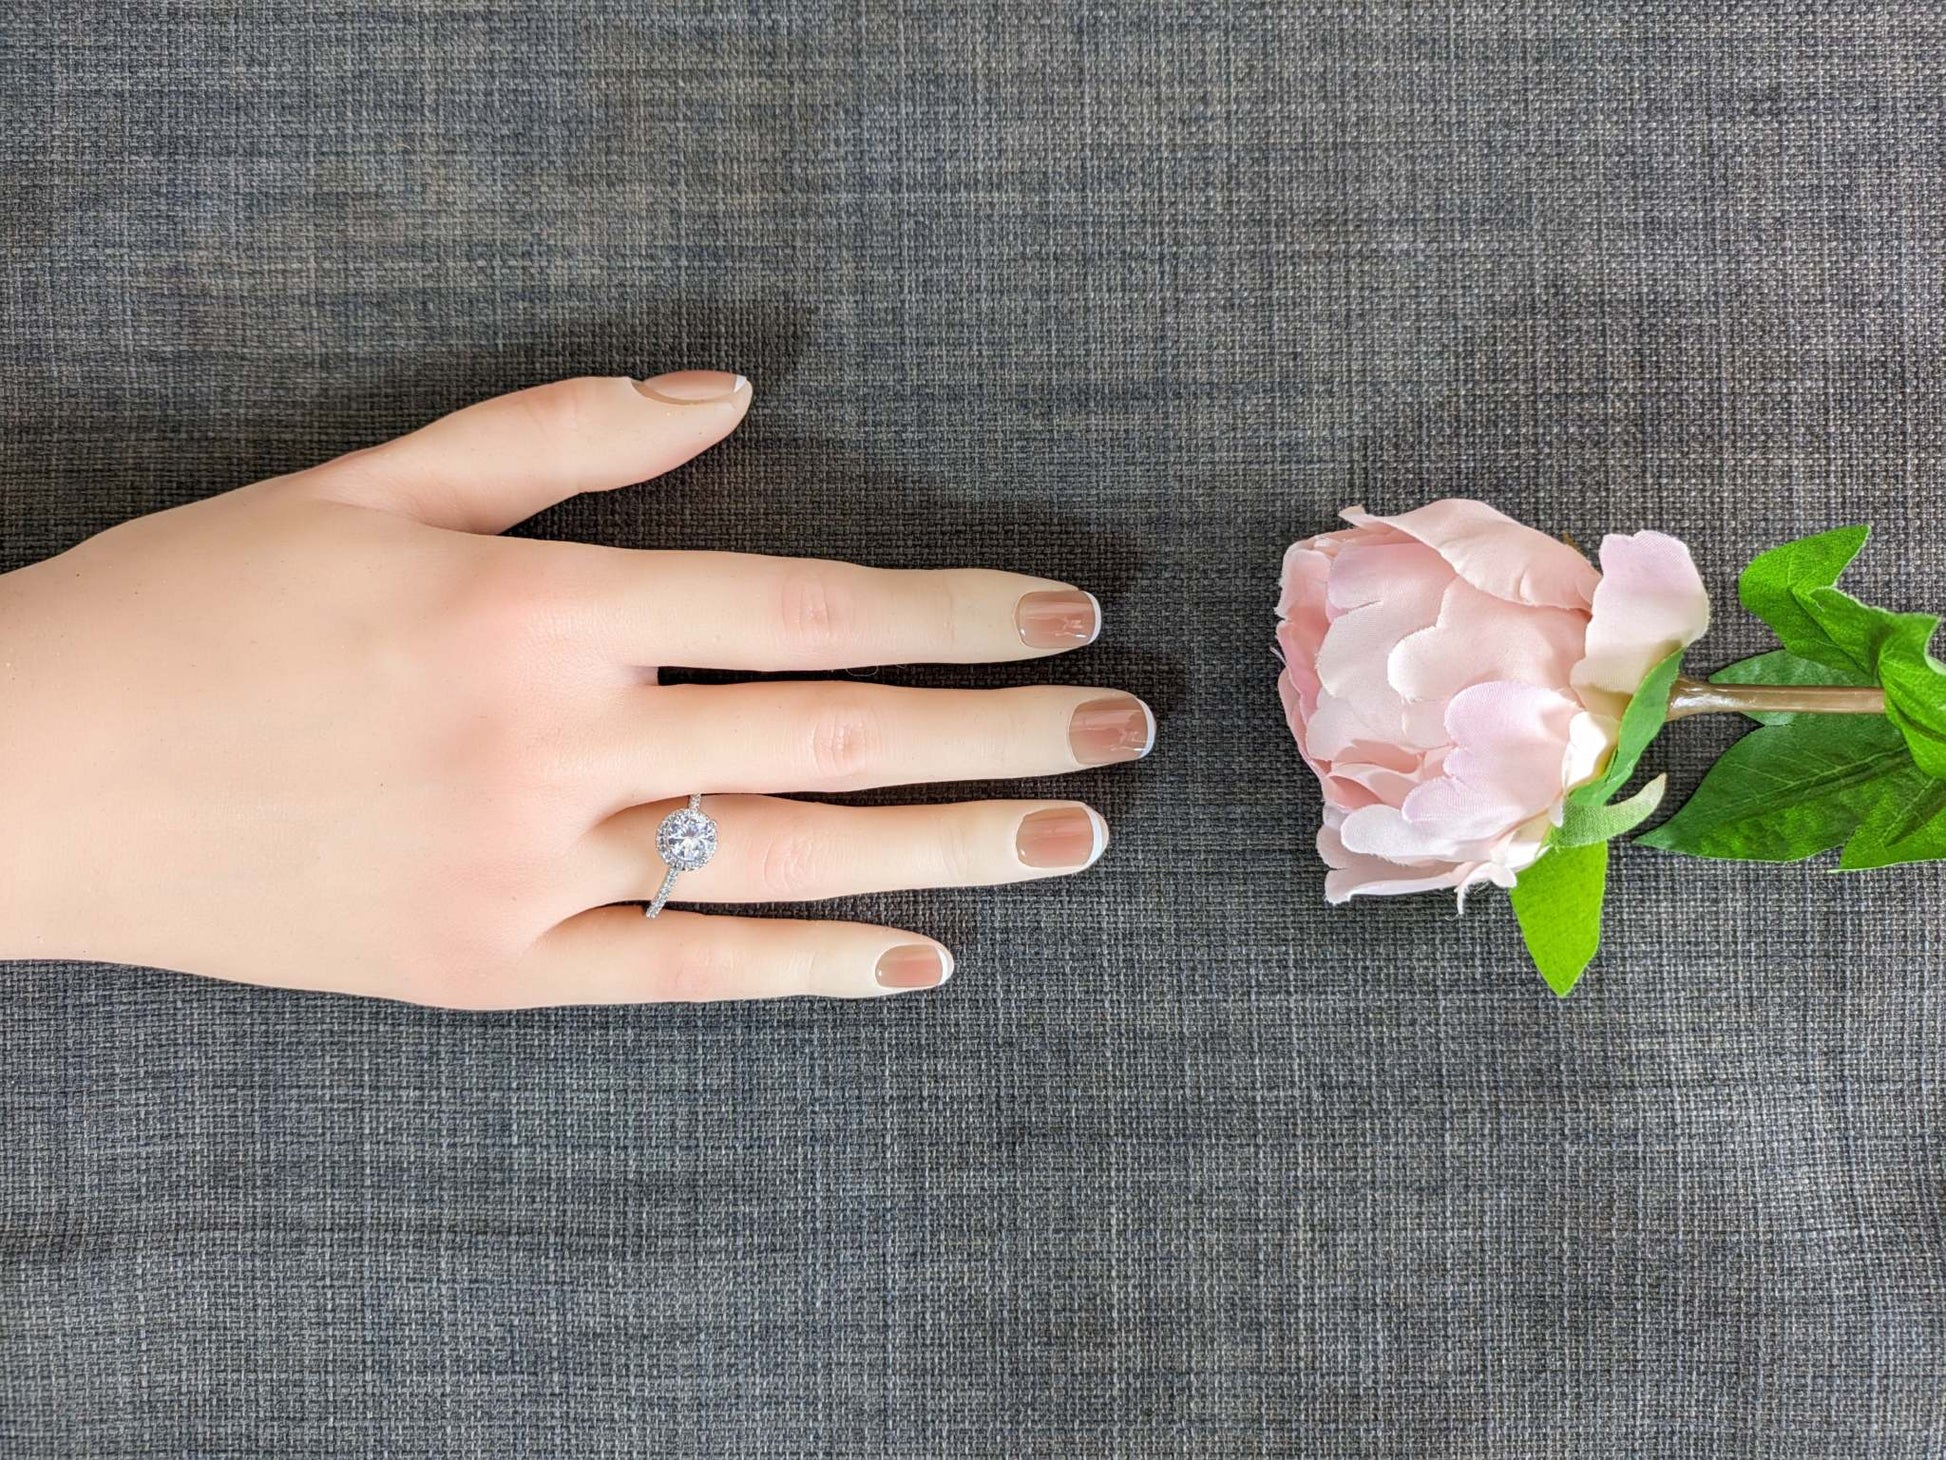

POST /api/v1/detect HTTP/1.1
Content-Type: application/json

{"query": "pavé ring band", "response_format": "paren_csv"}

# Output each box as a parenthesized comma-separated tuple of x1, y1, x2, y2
(645, 793, 718, 918)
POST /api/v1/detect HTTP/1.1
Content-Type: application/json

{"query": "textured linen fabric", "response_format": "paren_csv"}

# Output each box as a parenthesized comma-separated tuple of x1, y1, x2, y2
(5, 2, 1946, 1455)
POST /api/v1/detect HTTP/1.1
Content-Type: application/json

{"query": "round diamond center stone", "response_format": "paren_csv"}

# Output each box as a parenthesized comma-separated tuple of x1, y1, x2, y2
(657, 808, 718, 871)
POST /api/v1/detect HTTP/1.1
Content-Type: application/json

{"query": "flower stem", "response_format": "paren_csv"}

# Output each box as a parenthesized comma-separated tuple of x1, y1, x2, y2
(1665, 675, 1886, 720)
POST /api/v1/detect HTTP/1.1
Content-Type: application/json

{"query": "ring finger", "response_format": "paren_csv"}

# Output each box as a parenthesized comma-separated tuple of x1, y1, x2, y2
(601, 682, 1155, 804)
(584, 795, 1110, 905)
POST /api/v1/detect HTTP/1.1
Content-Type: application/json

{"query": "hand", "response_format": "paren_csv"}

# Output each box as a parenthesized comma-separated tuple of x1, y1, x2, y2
(0, 372, 1151, 1007)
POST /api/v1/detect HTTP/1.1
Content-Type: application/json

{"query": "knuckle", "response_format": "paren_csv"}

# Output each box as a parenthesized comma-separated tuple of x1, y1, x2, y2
(934, 815, 991, 886)
(279, 445, 397, 509)
(445, 547, 580, 654)
(805, 692, 883, 784)
(758, 818, 830, 900)
(510, 377, 607, 447)
(653, 936, 741, 1003)
(776, 564, 860, 650)
(797, 947, 847, 1000)
(930, 573, 973, 653)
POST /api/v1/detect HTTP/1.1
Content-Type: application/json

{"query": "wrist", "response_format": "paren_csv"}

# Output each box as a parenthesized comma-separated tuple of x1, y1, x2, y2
(0, 565, 91, 958)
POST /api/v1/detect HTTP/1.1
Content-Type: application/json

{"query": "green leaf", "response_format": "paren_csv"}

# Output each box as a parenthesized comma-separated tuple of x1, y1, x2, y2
(1709, 648, 1874, 724)
(1839, 770, 1946, 869)
(1737, 525, 1871, 673)
(1735, 526, 1946, 781)
(1795, 592, 1946, 780)
(1557, 774, 1667, 847)
(1509, 839, 1608, 998)
(1567, 649, 1684, 810)
(1797, 582, 1932, 674)
(1637, 715, 1911, 861)
(1877, 628, 1946, 780)
(1653, 526, 1946, 865)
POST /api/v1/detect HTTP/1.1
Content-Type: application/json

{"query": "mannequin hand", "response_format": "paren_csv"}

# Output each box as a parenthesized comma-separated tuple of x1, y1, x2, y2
(0, 373, 1150, 1006)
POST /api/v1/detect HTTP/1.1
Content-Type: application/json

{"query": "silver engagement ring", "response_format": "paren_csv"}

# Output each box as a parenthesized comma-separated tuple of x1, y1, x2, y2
(645, 793, 718, 918)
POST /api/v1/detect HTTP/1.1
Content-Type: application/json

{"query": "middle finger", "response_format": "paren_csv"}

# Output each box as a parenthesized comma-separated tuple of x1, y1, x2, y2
(554, 545, 1103, 671)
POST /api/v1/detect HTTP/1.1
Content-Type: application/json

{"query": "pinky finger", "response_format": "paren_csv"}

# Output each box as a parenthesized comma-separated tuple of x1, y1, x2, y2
(503, 906, 954, 1006)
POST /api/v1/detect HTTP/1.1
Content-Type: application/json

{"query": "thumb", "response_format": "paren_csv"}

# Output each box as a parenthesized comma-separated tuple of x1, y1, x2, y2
(309, 371, 752, 533)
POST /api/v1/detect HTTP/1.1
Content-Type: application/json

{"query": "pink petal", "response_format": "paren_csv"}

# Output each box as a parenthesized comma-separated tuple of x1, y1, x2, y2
(1563, 710, 1618, 798)
(1387, 578, 1590, 704)
(1317, 818, 1470, 904)
(1330, 739, 1422, 775)
(1339, 803, 1466, 863)
(1401, 698, 1452, 748)
(1303, 692, 1400, 763)
(1311, 565, 1450, 752)
(1324, 542, 1448, 614)
(1324, 861, 1472, 904)
(1276, 545, 1336, 792)
(1488, 811, 1556, 879)
(1571, 530, 1712, 716)
(1314, 568, 1448, 699)
(1282, 670, 1384, 812)
(1278, 666, 1329, 789)
(1275, 542, 1333, 628)
(1452, 861, 1515, 912)
(1331, 759, 1423, 808)
(1341, 499, 1600, 610)
(1397, 681, 1582, 843)
(1278, 624, 1322, 715)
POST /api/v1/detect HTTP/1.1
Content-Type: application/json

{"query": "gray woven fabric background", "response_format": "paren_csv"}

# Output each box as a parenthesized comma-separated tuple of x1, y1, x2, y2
(5, 2, 1946, 1455)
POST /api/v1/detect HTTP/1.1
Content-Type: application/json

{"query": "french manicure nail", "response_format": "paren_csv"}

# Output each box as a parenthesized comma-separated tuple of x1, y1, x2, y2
(1016, 590, 1102, 650)
(875, 943, 953, 991)
(1069, 695, 1155, 766)
(634, 369, 751, 404)
(1016, 806, 1106, 869)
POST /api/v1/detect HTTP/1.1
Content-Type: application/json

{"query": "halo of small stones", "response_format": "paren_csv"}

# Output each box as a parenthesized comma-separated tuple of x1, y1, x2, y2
(656, 807, 719, 872)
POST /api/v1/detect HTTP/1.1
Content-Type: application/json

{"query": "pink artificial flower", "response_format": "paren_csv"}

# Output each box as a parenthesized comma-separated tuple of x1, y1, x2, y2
(1277, 499, 1710, 904)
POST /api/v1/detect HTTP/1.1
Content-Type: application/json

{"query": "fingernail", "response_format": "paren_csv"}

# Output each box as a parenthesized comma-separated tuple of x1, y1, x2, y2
(1016, 590, 1102, 650)
(1069, 695, 1155, 765)
(875, 944, 952, 991)
(1016, 806, 1107, 869)
(634, 370, 751, 404)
